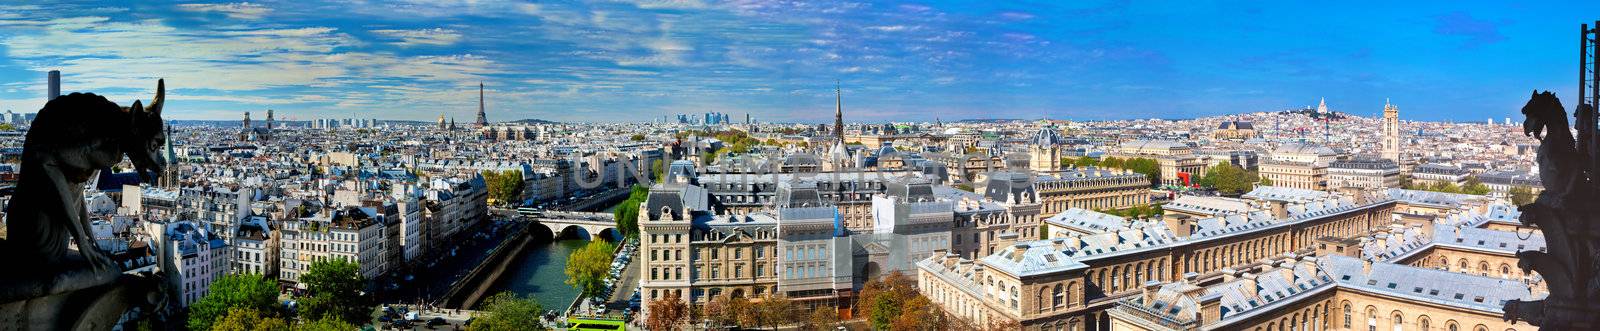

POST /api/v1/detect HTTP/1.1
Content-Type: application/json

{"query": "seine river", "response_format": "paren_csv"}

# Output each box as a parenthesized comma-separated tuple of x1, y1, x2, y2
(486, 238, 587, 310)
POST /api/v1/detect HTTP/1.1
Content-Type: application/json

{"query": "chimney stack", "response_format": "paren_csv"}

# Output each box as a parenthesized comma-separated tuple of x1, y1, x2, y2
(1142, 280, 1162, 304)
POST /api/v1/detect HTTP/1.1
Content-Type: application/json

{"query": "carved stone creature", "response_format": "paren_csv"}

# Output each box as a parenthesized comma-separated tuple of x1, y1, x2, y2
(1503, 91, 1600, 329)
(0, 79, 170, 329)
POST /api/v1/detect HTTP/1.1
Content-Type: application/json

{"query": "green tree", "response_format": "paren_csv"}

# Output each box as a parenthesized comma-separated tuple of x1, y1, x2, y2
(292, 317, 357, 331)
(565, 240, 617, 298)
(613, 185, 649, 239)
(857, 271, 945, 331)
(651, 159, 665, 183)
(481, 170, 525, 207)
(189, 274, 280, 331)
(1509, 186, 1537, 205)
(630, 134, 646, 141)
(1259, 176, 1273, 186)
(1198, 162, 1257, 195)
(1101, 157, 1125, 170)
(702, 151, 719, 165)
(468, 292, 547, 331)
(299, 259, 372, 326)
(1066, 156, 1100, 168)
(1462, 176, 1492, 195)
(211, 307, 290, 331)
(1123, 158, 1162, 186)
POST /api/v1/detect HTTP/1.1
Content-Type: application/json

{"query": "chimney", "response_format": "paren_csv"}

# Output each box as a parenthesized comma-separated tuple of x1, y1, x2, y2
(1276, 260, 1297, 282)
(1269, 200, 1288, 219)
(996, 231, 1020, 252)
(1163, 214, 1193, 237)
(1362, 258, 1374, 275)
(1141, 280, 1162, 304)
(1010, 243, 1029, 261)
(1220, 267, 1239, 282)
(1239, 273, 1259, 297)
(1198, 293, 1223, 326)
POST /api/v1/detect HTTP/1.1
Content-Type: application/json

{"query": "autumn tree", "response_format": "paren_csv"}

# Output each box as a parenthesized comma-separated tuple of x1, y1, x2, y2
(857, 271, 953, 330)
(468, 292, 547, 331)
(752, 295, 798, 329)
(646, 291, 689, 331)
(803, 307, 841, 331)
(565, 240, 617, 297)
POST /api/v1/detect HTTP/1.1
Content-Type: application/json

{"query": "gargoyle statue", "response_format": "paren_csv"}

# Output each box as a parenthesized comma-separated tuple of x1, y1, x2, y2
(0, 79, 169, 330)
(1501, 91, 1600, 329)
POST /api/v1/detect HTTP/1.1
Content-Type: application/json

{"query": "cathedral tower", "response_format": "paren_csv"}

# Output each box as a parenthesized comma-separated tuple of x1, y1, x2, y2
(1381, 99, 1401, 162)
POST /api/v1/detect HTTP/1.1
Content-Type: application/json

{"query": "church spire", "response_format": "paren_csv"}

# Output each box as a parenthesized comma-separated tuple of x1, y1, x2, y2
(833, 81, 844, 142)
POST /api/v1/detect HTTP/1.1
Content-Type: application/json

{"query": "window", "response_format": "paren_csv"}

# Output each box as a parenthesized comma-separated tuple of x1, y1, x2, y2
(1052, 284, 1064, 308)
(1343, 303, 1352, 328)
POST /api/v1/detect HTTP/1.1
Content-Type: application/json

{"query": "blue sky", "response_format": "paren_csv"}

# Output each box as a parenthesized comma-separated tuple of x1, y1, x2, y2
(0, 1, 1595, 123)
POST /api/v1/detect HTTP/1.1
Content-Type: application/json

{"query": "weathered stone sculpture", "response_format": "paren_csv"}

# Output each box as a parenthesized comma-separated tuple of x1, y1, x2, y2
(1501, 91, 1600, 329)
(0, 79, 172, 330)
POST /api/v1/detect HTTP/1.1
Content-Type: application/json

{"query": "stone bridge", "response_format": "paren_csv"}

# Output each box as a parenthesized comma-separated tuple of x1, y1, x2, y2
(523, 211, 619, 240)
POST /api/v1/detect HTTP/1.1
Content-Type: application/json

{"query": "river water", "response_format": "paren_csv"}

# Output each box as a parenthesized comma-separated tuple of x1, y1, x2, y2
(486, 238, 588, 310)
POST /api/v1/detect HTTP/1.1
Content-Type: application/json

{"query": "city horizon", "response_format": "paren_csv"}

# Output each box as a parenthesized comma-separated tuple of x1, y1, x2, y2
(2, 2, 1597, 123)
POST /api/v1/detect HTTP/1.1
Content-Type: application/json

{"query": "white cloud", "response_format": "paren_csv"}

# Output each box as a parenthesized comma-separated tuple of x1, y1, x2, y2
(177, 2, 272, 20)
(371, 28, 463, 46)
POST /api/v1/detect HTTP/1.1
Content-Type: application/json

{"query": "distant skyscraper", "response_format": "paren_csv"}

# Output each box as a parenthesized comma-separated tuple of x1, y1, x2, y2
(474, 82, 488, 128)
(47, 70, 60, 101)
(833, 82, 844, 142)
(1382, 99, 1401, 162)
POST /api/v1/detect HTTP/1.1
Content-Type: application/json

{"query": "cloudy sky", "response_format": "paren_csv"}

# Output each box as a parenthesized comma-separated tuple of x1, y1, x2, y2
(0, 1, 1595, 123)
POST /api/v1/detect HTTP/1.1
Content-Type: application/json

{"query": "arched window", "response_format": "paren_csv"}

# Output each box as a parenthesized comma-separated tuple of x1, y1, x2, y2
(1392, 311, 1404, 331)
(1439, 256, 1449, 269)
(1343, 302, 1353, 328)
(1052, 284, 1064, 308)
(1479, 261, 1491, 276)
(1366, 306, 1378, 331)
(1473, 325, 1487, 331)
(1419, 315, 1431, 331)
(1458, 259, 1469, 271)
(1500, 263, 1512, 278)
(1446, 320, 1459, 331)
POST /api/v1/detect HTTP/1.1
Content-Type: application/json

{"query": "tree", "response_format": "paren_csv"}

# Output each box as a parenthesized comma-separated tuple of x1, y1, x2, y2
(701, 295, 748, 327)
(752, 295, 798, 329)
(565, 240, 617, 298)
(651, 159, 665, 183)
(1462, 176, 1492, 195)
(646, 291, 689, 331)
(299, 259, 372, 326)
(857, 271, 949, 331)
(802, 307, 840, 331)
(1122, 158, 1162, 186)
(482, 170, 525, 207)
(611, 185, 650, 239)
(1259, 176, 1274, 186)
(211, 307, 290, 331)
(1510, 186, 1537, 205)
(292, 317, 357, 331)
(189, 274, 281, 331)
(1198, 162, 1256, 195)
(1066, 156, 1100, 168)
(468, 292, 547, 331)
(631, 134, 646, 141)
